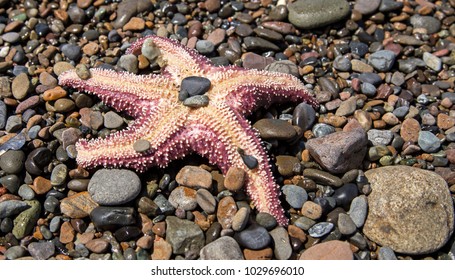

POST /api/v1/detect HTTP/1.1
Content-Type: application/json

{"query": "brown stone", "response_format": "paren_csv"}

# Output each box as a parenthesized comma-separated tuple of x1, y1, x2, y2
(123, 17, 145, 31)
(176, 165, 212, 189)
(152, 236, 172, 260)
(43, 86, 67, 101)
(301, 201, 323, 220)
(60, 191, 98, 218)
(299, 240, 353, 260)
(59, 221, 75, 244)
(306, 128, 367, 174)
(288, 225, 307, 243)
(244, 248, 273, 260)
(382, 112, 399, 126)
(446, 149, 455, 164)
(375, 84, 393, 99)
(204, 0, 221, 13)
(224, 166, 246, 191)
(217, 196, 237, 229)
(400, 118, 420, 142)
(85, 239, 110, 253)
(364, 166, 454, 254)
(82, 42, 99, 56)
(437, 114, 455, 130)
(152, 221, 166, 237)
(31, 176, 52, 195)
(137, 235, 154, 249)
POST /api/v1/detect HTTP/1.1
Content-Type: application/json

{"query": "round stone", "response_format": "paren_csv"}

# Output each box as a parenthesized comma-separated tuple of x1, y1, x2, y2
(196, 188, 217, 214)
(168, 186, 198, 211)
(180, 76, 211, 97)
(292, 102, 316, 131)
(235, 224, 271, 250)
(269, 226, 292, 260)
(418, 131, 441, 153)
(333, 56, 352, 72)
(183, 95, 209, 108)
(253, 119, 296, 140)
(133, 139, 151, 152)
(88, 169, 141, 205)
(0, 150, 25, 174)
(368, 50, 396, 72)
(364, 166, 454, 254)
(103, 111, 124, 129)
(410, 15, 441, 34)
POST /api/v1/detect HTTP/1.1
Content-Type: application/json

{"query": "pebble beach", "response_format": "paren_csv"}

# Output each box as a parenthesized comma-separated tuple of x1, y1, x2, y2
(0, 0, 455, 260)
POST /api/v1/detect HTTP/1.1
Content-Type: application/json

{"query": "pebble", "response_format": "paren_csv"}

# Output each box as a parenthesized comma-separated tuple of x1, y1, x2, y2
(423, 52, 442, 72)
(364, 166, 454, 254)
(308, 222, 334, 238)
(133, 139, 150, 152)
(28, 242, 55, 260)
(378, 246, 398, 260)
(180, 76, 211, 97)
(176, 166, 212, 189)
(60, 191, 98, 219)
(200, 236, 244, 260)
(235, 224, 271, 250)
(88, 169, 141, 205)
(333, 56, 352, 72)
(337, 213, 357, 235)
(165, 216, 205, 255)
(299, 240, 354, 260)
(306, 129, 367, 174)
(183, 95, 209, 108)
(265, 60, 299, 77)
(0, 150, 25, 174)
(354, 0, 380, 14)
(410, 15, 441, 34)
(0, 100, 6, 129)
(224, 166, 246, 191)
(18, 184, 35, 200)
(367, 129, 393, 146)
(217, 196, 237, 229)
(418, 131, 441, 153)
(253, 119, 296, 140)
(368, 50, 396, 72)
(90, 206, 135, 230)
(302, 168, 343, 187)
(103, 111, 124, 129)
(400, 118, 421, 142)
(255, 212, 278, 230)
(196, 189, 216, 214)
(333, 183, 359, 210)
(231, 207, 249, 231)
(168, 186, 198, 211)
(265, 228, 290, 260)
(44, 196, 60, 213)
(117, 54, 138, 74)
(0, 200, 30, 218)
(4, 246, 26, 260)
(348, 195, 368, 228)
(195, 40, 215, 54)
(288, 0, 350, 29)
(312, 123, 336, 137)
(151, 236, 172, 260)
(12, 200, 40, 239)
(275, 155, 300, 177)
(11, 73, 30, 100)
(282, 185, 307, 209)
(292, 102, 316, 131)
(61, 44, 82, 61)
(85, 239, 110, 254)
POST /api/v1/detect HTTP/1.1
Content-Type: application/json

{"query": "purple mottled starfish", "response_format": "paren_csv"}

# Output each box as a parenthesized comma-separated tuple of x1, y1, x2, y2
(58, 35, 318, 226)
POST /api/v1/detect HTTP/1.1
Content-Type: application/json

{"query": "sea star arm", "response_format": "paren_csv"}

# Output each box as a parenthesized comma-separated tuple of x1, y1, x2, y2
(76, 103, 190, 172)
(209, 68, 319, 116)
(58, 68, 177, 116)
(126, 35, 211, 80)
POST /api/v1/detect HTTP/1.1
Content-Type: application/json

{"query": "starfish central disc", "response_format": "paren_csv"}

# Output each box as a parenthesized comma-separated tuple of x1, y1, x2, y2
(58, 35, 318, 226)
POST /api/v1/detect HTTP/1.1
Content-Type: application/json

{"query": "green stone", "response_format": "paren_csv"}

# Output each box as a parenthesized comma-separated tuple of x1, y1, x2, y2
(379, 155, 394, 166)
(12, 200, 41, 239)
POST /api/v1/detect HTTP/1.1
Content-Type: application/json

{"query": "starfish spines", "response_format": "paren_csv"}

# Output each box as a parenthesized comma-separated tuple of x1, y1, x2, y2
(59, 35, 318, 226)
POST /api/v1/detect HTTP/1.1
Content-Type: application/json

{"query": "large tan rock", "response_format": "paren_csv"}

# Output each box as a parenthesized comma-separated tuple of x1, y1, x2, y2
(364, 166, 454, 254)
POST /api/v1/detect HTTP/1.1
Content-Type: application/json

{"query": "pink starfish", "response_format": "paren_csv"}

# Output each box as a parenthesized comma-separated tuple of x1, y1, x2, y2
(59, 35, 318, 226)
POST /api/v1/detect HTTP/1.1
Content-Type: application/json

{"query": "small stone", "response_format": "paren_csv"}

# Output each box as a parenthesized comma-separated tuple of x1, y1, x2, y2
(282, 185, 307, 209)
(88, 169, 141, 205)
(378, 246, 397, 260)
(85, 239, 110, 253)
(168, 186, 198, 211)
(299, 240, 353, 260)
(75, 64, 91, 80)
(12, 200, 40, 239)
(253, 119, 296, 140)
(28, 242, 55, 260)
(368, 50, 396, 72)
(183, 95, 209, 108)
(332, 183, 359, 210)
(275, 155, 300, 177)
(217, 196, 237, 229)
(61, 44, 81, 61)
(348, 195, 368, 228)
(423, 52, 442, 72)
(243, 248, 273, 260)
(141, 38, 161, 62)
(418, 131, 441, 153)
(0, 150, 25, 174)
(18, 184, 35, 200)
(354, 0, 380, 14)
(337, 213, 357, 235)
(90, 206, 136, 230)
(333, 56, 352, 72)
(303, 168, 343, 187)
(103, 111, 124, 129)
(255, 212, 278, 230)
(195, 40, 215, 54)
(367, 129, 393, 146)
(306, 129, 367, 174)
(235, 224, 271, 250)
(292, 102, 316, 131)
(231, 207, 249, 231)
(180, 76, 212, 97)
(288, 0, 350, 29)
(151, 236, 172, 260)
(400, 118, 420, 142)
(308, 222, 334, 238)
(269, 227, 292, 260)
(117, 54, 138, 74)
(224, 166, 246, 191)
(176, 166, 212, 189)
(123, 17, 145, 31)
(0, 200, 30, 219)
(11, 73, 30, 100)
(43, 86, 67, 101)
(4, 246, 26, 260)
(410, 15, 441, 34)
(196, 189, 216, 214)
(200, 236, 244, 260)
(60, 191, 99, 219)
(165, 216, 205, 255)
(30, 176, 52, 195)
(301, 201, 323, 220)
(133, 139, 151, 152)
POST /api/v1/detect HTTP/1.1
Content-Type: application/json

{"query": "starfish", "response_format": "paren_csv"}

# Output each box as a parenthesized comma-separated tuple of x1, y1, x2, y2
(58, 35, 318, 226)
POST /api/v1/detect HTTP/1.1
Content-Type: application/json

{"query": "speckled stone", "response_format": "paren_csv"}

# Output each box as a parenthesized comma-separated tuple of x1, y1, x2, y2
(200, 236, 244, 260)
(364, 166, 454, 254)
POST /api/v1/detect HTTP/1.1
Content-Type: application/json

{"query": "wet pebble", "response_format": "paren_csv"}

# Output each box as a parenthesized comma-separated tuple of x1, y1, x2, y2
(308, 222, 334, 238)
(165, 216, 205, 255)
(0, 150, 25, 174)
(282, 185, 307, 209)
(235, 224, 271, 250)
(288, 0, 350, 29)
(418, 131, 441, 153)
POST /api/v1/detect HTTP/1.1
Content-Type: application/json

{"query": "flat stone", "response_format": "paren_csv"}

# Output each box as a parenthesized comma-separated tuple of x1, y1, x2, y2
(269, 227, 292, 260)
(354, 0, 380, 14)
(168, 186, 198, 211)
(88, 169, 141, 205)
(103, 111, 124, 129)
(90, 206, 136, 230)
(224, 166, 246, 191)
(418, 131, 441, 153)
(368, 50, 396, 72)
(60, 191, 99, 219)
(253, 119, 296, 140)
(306, 129, 367, 174)
(200, 236, 244, 260)
(217, 196, 237, 229)
(196, 189, 216, 214)
(0, 150, 25, 174)
(349, 195, 368, 228)
(303, 168, 343, 187)
(400, 118, 421, 142)
(282, 185, 308, 209)
(12, 200, 40, 239)
(367, 129, 393, 146)
(0, 200, 30, 218)
(299, 240, 353, 260)
(288, 0, 350, 29)
(275, 155, 300, 177)
(364, 166, 454, 254)
(235, 224, 271, 250)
